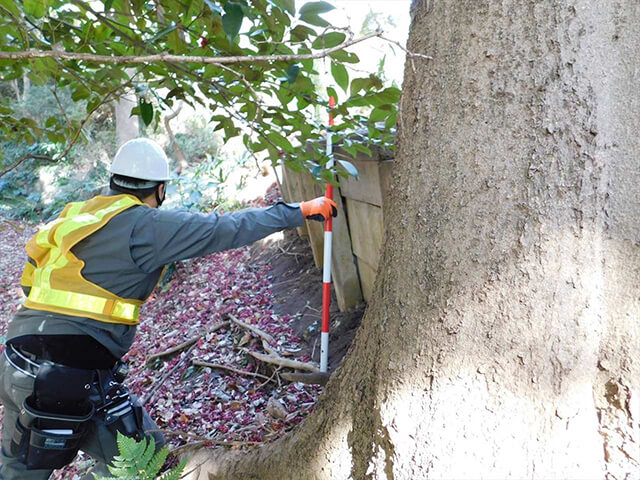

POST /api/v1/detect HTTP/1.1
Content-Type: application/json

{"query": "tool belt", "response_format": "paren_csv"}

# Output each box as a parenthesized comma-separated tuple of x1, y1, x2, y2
(5, 343, 144, 470)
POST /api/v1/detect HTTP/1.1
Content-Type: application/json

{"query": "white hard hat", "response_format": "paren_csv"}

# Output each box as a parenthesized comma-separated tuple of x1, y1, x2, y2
(110, 138, 171, 181)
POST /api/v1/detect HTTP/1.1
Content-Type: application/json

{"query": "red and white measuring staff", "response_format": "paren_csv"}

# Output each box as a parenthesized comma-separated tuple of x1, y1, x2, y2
(320, 96, 336, 373)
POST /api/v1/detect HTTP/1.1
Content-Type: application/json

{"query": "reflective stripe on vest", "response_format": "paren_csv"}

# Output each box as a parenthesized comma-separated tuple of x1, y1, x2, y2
(23, 195, 145, 325)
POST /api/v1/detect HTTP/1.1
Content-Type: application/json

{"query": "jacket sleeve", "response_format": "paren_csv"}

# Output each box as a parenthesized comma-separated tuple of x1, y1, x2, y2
(130, 202, 305, 273)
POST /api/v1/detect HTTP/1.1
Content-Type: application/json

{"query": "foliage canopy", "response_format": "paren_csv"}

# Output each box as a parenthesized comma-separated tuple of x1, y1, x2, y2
(0, 0, 401, 181)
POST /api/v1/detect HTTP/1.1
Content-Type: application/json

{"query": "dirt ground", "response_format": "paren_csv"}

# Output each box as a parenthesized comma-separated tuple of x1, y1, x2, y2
(251, 229, 365, 373)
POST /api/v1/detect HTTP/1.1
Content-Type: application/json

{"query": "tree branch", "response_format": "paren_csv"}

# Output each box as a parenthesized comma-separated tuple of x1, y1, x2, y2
(0, 153, 54, 179)
(191, 359, 274, 381)
(146, 320, 230, 364)
(141, 344, 197, 406)
(228, 313, 276, 346)
(0, 31, 382, 65)
(244, 349, 320, 373)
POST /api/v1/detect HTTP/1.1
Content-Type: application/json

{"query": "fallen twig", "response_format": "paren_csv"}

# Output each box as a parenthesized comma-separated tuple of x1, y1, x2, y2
(191, 359, 273, 382)
(228, 313, 275, 346)
(146, 321, 230, 364)
(0, 219, 25, 234)
(245, 349, 320, 373)
(258, 366, 281, 389)
(141, 344, 197, 405)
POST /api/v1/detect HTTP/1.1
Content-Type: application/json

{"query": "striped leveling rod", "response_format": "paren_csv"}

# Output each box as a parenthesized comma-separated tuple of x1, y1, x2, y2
(320, 96, 336, 373)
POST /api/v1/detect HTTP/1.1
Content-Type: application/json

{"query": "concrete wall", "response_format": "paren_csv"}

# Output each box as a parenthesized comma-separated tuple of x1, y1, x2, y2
(281, 145, 393, 311)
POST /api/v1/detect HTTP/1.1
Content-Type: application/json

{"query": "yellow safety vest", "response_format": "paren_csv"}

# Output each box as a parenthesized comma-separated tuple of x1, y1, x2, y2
(20, 195, 151, 326)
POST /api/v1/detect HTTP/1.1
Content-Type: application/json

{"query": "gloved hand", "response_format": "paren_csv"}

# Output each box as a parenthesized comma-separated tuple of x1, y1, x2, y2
(300, 197, 338, 222)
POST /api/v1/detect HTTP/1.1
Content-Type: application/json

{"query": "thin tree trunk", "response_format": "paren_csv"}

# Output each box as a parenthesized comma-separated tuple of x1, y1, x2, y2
(164, 103, 189, 174)
(115, 69, 139, 147)
(22, 72, 30, 100)
(185, 2, 640, 478)
(11, 79, 20, 100)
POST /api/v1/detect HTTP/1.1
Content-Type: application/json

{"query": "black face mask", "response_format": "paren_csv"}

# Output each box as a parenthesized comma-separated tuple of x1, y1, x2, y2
(155, 183, 166, 207)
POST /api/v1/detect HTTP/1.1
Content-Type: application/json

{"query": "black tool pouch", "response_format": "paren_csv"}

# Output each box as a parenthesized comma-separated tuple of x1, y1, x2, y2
(11, 396, 94, 469)
(10, 364, 95, 470)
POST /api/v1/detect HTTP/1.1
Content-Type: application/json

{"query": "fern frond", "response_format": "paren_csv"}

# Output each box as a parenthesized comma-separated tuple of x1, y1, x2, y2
(157, 460, 187, 480)
(116, 432, 141, 460)
(137, 435, 156, 472)
(145, 447, 170, 477)
(103, 431, 188, 480)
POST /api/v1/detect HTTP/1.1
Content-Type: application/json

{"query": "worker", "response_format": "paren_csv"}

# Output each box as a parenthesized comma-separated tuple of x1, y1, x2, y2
(0, 137, 337, 479)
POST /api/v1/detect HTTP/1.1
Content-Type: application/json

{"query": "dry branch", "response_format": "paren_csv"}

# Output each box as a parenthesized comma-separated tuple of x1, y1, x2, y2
(141, 344, 197, 405)
(0, 153, 54, 180)
(0, 31, 382, 65)
(245, 349, 320, 373)
(228, 313, 275, 346)
(164, 103, 188, 174)
(191, 359, 273, 381)
(146, 321, 230, 363)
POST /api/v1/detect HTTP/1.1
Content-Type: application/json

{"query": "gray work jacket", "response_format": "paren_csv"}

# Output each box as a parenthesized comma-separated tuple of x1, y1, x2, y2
(7, 194, 304, 358)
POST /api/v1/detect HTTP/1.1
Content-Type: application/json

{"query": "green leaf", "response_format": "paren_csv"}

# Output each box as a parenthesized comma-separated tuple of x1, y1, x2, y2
(368, 87, 401, 106)
(267, 131, 293, 152)
(338, 159, 358, 178)
(329, 49, 360, 64)
(299, 1, 334, 16)
(349, 77, 371, 96)
(139, 99, 153, 126)
(275, 0, 295, 15)
(24, 0, 49, 18)
(168, 29, 186, 53)
(290, 25, 315, 41)
(299, 1, 334, 27)
(151, 23, 178, 43)
(385, 110, 397, 129)
(330, 61, 349, 92)
(299, 12, 329, 27)
(327, 86, 338, 104)
(0, 0, 21, 16)
(311, 32, 346, 49)
(222, 2, 244, 41)
(369, 106, 391, 123)
(286, 64, 300, 84)
(103, 0, 115, 11)
(71, 86, 90, 102)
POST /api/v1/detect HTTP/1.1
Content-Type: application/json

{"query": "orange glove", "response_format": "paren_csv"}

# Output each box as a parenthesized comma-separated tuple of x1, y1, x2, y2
(300, 197, 338, 222)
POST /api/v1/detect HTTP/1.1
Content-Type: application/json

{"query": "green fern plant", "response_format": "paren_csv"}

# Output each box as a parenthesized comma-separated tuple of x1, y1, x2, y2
(93, 432, 186, 480)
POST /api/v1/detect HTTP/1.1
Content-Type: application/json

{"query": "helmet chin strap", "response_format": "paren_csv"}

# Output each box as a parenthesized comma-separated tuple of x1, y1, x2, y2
(155, 183, 166, 207)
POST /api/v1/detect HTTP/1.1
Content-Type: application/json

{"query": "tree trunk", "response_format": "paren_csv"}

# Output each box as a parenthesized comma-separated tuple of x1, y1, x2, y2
(164, 103, 189, 174)
(22, 72, 29, 100)
(115, 69, 139, 147)
(185, 1, 640, 478)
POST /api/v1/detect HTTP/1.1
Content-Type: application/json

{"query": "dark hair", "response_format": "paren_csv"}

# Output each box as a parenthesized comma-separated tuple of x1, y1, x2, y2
(110, 174, 163, 201)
